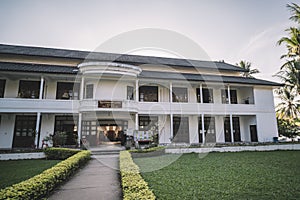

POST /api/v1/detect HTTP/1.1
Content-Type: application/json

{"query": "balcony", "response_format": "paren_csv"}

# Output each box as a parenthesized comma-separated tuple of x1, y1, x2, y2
(79, 99, 138, 112)
(0, 98, 79, 113)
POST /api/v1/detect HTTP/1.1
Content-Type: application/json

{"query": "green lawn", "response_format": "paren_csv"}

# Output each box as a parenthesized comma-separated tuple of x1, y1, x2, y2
(0, 159, 60, 189)
(133, 151, 300, 200)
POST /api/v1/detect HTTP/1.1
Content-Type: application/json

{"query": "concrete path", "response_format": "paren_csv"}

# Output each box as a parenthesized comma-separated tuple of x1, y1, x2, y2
(48, 154, 122, 200)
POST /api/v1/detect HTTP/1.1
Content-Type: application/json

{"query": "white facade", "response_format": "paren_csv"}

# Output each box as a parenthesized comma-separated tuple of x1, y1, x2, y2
(0, 44, 280, 149)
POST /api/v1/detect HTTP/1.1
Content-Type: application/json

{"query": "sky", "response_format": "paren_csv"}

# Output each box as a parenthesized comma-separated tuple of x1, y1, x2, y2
(0, 0, 296, 82)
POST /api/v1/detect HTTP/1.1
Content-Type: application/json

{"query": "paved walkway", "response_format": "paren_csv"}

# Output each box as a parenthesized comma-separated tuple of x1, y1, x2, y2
(48, 154, 122, 200)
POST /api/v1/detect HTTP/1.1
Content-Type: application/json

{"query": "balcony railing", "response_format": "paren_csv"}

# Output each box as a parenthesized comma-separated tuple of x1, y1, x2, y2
(0, 98, 79, 113)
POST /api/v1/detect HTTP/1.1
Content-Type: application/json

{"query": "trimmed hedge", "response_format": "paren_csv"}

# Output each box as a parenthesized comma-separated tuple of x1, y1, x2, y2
(43, 147, 81, 160)
(129, 146, 165, 153)
(120, 151, 156, 200)
(0, 150, 90, 200)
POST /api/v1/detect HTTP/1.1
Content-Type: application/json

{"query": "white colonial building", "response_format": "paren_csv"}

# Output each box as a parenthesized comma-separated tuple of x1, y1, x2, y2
(0, 44, 280, 149)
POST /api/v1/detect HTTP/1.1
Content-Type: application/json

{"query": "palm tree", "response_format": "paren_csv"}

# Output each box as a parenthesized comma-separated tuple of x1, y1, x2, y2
(276, 86, 300, 122)
(277, 27, 300, 59)
(236, 60, 260, 78)
(275, 60, 300, 92)
(287, 3, 300, 24)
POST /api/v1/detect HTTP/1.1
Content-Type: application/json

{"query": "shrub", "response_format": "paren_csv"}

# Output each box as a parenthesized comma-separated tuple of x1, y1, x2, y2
(119, 151, 156, 200)
(0, 150, 90, 200)
(43, 147, 81, 160)
(129, 146, 165, 153)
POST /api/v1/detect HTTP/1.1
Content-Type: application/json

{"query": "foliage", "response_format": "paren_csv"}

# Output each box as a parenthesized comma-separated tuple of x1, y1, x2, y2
(0, 159, 60, 189)
(276, 2, 300, 125)
(277, 118, 300, 138)
(236, 60, 260, 78)
(275, 86, 300, 121)
(277, 27, 300, 59)
(119, 151, 156, 200)
(52, 132, 67, 147)
(0, 150, 90, 200)
(43, 147, 81, 160)
(135, 151, 300, 200)
(287, 3, 300, 27)
(129, 146, 165, 153)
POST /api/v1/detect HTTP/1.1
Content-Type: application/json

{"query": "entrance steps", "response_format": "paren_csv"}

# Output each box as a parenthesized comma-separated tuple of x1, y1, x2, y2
(90, 144, 125, 155)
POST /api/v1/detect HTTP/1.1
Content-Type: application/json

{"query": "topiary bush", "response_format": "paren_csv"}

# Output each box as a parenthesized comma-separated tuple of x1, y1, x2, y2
(119, 151, 156, 200)
(43, 147, 81, 160)
(0, 150, 90, 200)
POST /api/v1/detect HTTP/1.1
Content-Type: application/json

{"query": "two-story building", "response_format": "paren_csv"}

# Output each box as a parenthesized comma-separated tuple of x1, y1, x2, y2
(0, 44, 280, 149)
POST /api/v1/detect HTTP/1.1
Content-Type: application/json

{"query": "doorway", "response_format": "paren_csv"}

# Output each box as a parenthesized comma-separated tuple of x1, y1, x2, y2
(173, 117, 189, 143)
(250, 125, 258, 142)
(13, 115, 37, 148)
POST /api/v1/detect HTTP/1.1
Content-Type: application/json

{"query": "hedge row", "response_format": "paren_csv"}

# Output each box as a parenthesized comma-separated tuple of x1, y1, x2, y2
(0, 150, 90, 200)
(119, 151, 156, 200)
(44, 147, 81, 160)
(129, 146, 165, 153)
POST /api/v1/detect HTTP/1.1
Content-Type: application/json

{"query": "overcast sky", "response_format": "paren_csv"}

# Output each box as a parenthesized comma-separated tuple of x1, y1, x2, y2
(0, 0, 296, 82)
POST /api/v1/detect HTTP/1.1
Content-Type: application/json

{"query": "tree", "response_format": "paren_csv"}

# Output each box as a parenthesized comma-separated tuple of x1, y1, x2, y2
(275, 2, 300, 129)
(277, 27, 300, 59)
(275, 60, 300, 92)
(236, 60, 260, 78)
(275, 86, 300, 122)
(287, 3, 300, 24)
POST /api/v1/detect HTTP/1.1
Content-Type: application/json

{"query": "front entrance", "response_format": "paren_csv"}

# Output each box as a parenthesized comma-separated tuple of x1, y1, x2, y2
(81, 119, 128, 146)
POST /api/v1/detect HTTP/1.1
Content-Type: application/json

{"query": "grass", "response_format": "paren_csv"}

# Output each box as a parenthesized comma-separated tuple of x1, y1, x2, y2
(0, 159, 60, 189)
(133, 151, 300, 200)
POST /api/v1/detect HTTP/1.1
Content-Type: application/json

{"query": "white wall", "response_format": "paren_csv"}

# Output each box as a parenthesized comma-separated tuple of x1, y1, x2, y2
(0, 114, 15, 148)
(159, 115, 171, 144)
(45, 80, 57, 99)
(189, 115, 198, 144)
(4, 79, 18, 98)
(256, 113, 278, 142)
(254, 87, 276, 111)
(95, 80, 127, 100)
(215, 116, 225, 143)
(213, 87, 222, 104)
(39, 114, 55, 148)
(239, 116, 256, 142)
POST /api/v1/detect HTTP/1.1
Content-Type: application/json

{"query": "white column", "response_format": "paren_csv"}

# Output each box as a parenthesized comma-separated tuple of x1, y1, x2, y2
(135, 80, 139, 102)
(80, 77, 85, 100)
(135, 113, 139, 130)
(201, 114, 205, 144)
(39, 76, 44, 99)
(169, 82, 173, 103)
(170, 114, 173, 140)
(200, 83, 203, 104)
(35, 112, 41, 148)
(230, 114, 234, 143)
(227, 85, 231, 104)
(77, 113, 82, 147)
(169, 82, 173, 142)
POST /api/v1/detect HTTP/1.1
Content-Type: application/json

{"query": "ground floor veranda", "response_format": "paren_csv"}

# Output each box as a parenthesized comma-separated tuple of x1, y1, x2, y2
(0, 110, 278, 149)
